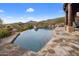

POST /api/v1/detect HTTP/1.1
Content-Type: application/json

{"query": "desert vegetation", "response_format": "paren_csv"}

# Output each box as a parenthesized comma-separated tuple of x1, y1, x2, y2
(0, 17, 64, 39)
(0, 19, 12, 38)
(0, 28, 11, 38)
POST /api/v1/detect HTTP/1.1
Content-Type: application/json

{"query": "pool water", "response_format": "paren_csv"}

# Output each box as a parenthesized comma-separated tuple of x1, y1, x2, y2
(14, 29, 53, 52)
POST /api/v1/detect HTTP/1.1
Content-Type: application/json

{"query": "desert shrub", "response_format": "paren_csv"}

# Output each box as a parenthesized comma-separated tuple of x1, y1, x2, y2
(0, 28, 11, 38)
(26, 24, 33, 29)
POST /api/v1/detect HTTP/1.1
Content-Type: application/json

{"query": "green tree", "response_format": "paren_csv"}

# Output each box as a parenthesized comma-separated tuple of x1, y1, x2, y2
(0, 18, 3, 24)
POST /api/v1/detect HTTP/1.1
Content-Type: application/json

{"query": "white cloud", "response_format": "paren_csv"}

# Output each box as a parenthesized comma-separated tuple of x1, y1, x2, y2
(26, 8, 34, 13)
(0, 9, 5, 13)
(19, 16, 47, 22)
(26, 17, 34, 20)
(20, 16, 34, 22)
(7, 16, 12, 18)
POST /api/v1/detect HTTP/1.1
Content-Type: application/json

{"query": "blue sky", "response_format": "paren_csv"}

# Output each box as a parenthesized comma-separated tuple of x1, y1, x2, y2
(0, 3, 64, 24)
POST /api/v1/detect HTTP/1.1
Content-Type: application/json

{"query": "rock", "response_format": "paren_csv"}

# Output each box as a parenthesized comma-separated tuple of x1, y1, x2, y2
(39, 27, 79, 56)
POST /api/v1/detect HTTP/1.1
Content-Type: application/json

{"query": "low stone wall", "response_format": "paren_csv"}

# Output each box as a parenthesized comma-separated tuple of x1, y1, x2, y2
(0, 32, 20, 46)
(11, 33, 20, 43)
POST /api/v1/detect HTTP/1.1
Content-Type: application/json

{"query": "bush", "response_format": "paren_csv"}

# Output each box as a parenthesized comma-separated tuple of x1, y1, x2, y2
(0, 28, 11, 38)
(26, 24, 33, 29)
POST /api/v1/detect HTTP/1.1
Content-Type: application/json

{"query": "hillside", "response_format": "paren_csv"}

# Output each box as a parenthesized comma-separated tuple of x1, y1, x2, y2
(45, 17, 65, 24)
(35, 17, 65, 28)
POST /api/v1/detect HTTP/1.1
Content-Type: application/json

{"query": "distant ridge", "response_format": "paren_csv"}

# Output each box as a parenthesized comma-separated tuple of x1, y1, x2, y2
(42, 17, 65, 24)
